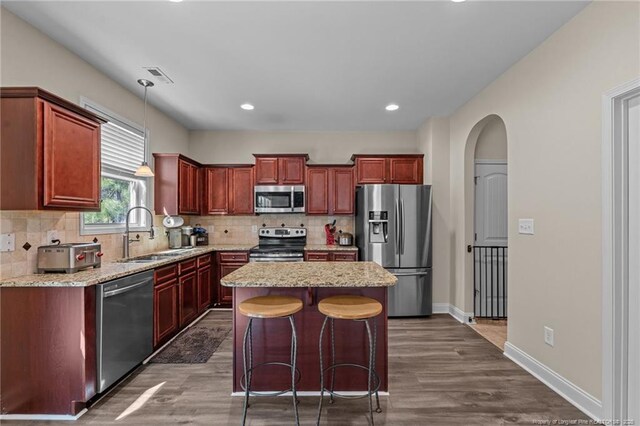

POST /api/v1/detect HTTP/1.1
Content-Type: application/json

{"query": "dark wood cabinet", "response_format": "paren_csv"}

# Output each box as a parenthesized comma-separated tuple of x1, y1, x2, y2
(153, 154, 201, 215)
(153, 264, 179, 348)
(304, 250, 358, 261)
(229, 167, 254, 215)
(204, 167, 229, 214)
(215, 251, 249, 307)
(178, 271, 199, 327)
(306, 165, 354, 215)
(1, 87, 105, 211)
(197, 255, 212, 314)
(352, 155, 423, 185)
(254, 154, 308, 185)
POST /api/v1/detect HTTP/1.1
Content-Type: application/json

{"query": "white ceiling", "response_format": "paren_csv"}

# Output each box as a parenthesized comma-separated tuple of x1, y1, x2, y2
(4, 1, 588, 131)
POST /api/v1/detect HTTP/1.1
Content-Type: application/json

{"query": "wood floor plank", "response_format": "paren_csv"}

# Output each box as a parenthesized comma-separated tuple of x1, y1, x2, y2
(3, 312, 588, 425)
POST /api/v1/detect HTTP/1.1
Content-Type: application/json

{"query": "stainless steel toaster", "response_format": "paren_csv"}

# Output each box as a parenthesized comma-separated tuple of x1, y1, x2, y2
(37, 242, 103, 273)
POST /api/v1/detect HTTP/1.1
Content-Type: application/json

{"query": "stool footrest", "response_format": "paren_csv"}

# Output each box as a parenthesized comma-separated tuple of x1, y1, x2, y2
(240, 361, 302, 397)
(321, 362, 381, 399)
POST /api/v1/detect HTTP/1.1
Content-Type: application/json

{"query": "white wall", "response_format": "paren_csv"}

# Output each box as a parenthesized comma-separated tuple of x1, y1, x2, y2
(448, 1, 640, 399)
(417, 117, 451, 305)
(189, 130, 418, 164)
(474, 116, 507, 160)
(0, 8, 189, 156)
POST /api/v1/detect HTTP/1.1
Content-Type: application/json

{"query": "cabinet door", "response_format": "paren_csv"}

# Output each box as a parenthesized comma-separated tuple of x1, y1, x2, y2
(389, 157, 423, 184)
(229, 167, 254, 215)
(279, 157, 305, 184)
(331, 252, 358, 261)
(42, 102, 101, 210)
(305, 251, 330, 261)
(190, 164, 201, 213)
(218, 263, 244, 306)
(197, 265, 212, 313)
(179, 271, 199, 327)
(306, 168, 329, 215)
(355, 157, 387, 184)
(204, 167, 229, 214)
(331, 167, 354, 215)
(154, 280, 179, 348)
(254, 157, 279, 184)
(178, 160, 192, 214)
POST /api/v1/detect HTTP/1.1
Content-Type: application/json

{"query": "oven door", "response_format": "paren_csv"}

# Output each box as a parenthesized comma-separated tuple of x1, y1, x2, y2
(255, 186, 305, 213)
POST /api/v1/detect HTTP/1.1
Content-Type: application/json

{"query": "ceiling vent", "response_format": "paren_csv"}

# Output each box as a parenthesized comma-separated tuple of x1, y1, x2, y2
(143, 67, 174, 84)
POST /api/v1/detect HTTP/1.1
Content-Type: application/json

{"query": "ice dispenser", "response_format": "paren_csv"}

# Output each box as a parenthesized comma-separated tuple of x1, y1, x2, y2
(368, 211, 388, 243)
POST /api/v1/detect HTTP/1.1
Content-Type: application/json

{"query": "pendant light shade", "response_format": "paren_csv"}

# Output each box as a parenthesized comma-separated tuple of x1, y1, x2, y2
(135, 79, 154, 177)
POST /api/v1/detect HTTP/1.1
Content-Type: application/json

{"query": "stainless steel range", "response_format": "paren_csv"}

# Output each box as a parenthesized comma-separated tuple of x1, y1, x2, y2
(249, 227, 306, 262)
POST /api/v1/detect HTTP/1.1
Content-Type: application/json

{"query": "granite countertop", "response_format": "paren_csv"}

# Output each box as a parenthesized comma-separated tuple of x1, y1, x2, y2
(0, 244, 255, 288)
(221, 261, 397, 288)
(304, 244, 358, 251)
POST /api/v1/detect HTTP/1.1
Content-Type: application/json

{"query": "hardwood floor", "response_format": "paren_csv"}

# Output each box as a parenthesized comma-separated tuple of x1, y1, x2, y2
(469, 319, 508, 350)
(5, 312, 587, 425)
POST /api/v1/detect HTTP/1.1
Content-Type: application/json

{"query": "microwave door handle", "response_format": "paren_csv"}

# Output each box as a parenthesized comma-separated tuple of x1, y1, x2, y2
(291, 187, 295, 212)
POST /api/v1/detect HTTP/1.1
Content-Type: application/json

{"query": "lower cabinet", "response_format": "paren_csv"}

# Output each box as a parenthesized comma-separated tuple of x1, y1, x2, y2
(215, 251, 249, 307)
(304, 250, 358, 261)
(153, 253, 214, 349)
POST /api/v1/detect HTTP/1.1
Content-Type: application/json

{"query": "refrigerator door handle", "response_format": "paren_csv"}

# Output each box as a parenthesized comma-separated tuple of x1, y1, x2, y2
(401, 198, 406, 255)
(395, 198, 400, 254)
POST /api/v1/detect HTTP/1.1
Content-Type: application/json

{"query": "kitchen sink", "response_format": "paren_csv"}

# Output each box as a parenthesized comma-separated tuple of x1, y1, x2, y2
(118, 249, 198, 264)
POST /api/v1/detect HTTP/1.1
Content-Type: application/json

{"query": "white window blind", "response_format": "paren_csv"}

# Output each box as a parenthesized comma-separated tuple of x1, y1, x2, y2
(100, 121, 145, 173)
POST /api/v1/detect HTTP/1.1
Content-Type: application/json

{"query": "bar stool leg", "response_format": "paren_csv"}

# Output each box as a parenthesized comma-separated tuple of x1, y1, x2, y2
(373, 317, 381, 413)
(329, 318, 336, 404)
(364, 319, 375, 425)
(316, 316, 329, 426)
(241, 318, 253, 426)
(288, 315, 300, 426)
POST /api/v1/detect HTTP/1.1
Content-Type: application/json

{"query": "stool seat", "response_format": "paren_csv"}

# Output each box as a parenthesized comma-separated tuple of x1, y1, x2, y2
(239, 296, 303, 319)
(318, 295, 382, 320)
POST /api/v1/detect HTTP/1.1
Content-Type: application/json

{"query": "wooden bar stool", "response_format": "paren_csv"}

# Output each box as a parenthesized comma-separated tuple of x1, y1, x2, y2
(239, 295, 303, 426)
(316, 295, 383, 425)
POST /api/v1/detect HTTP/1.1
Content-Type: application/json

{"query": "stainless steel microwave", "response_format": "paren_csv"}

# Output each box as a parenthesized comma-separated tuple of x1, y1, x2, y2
(254, 185, 305, 213)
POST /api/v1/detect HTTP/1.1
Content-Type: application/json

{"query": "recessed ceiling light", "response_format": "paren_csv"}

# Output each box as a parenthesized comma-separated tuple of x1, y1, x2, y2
(241, 103, 255, 111)
(385, 104, 399, 112)
(169, 0, 183, 3)
(451, 0, 466, 2)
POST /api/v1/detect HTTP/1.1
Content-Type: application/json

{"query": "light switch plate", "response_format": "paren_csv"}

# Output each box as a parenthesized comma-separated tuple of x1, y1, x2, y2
(0, 233, 15, 252)
(518, 219, 534, 235)
(544, 326, 554, 347)
(251, 225, 258, 234)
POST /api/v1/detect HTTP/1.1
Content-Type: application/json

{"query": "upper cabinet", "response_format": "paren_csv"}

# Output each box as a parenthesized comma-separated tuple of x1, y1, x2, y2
(1, 87, 105, 211)
(253, 154, 309, 185)
(153, 154, 201, 215)
(352, 155, 424, 185)
(306, 165, 355, 215)
(203, 165, 254, 216)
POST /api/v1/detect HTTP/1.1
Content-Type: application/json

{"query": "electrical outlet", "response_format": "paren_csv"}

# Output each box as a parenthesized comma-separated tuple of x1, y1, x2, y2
(46, 230, 59, 244)
(518, 219, 534, 235)
(544, 326, 554, 347)
(0, 233, 15, 252)
(251, 225, 258, 234)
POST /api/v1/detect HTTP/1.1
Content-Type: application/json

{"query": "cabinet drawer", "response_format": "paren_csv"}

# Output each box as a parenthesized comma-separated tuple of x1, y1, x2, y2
(219, 252, 249, 263)
(332, 252, 358, 262)
(306, 251, 330, 261)
(197, 254, 212, 268)
(179, 258, 197, 275)
(155, 264, 178, 286)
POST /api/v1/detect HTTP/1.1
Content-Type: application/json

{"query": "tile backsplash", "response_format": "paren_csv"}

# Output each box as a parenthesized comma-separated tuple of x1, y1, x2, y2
(0, 211, 353, 280)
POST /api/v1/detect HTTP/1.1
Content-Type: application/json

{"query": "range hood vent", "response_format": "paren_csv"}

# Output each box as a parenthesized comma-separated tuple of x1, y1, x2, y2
(143, 67, 174, 84)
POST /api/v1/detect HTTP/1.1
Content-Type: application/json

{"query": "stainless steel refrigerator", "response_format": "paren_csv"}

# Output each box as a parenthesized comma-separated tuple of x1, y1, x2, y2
(355, 185, 432, 317)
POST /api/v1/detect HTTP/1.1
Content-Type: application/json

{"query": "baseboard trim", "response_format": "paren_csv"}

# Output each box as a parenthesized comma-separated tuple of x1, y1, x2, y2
(503, 342, 602, 421)
(0, 409, 87, 421)
(449, 304, 474, 324)
(231, 391, 390, 397)
(432, 303, 450, 314)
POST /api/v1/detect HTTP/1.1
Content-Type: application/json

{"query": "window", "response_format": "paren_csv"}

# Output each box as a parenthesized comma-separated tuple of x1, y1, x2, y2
(80, 99, 151, 235)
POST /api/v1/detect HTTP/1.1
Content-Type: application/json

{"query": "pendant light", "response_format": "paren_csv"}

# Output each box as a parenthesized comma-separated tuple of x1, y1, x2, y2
(134, 79, 155, 177)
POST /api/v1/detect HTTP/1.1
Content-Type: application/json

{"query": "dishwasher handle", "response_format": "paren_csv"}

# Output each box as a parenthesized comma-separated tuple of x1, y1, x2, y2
(103, 279, 152, 298)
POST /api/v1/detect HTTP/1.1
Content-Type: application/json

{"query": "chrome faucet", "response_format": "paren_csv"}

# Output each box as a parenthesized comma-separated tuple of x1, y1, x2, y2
(122, 206, 155, 258)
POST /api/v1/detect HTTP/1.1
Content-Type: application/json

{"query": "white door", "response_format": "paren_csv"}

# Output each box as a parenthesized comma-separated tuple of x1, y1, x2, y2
(474, 161, 508, 318)
(627, 93, 640, 423)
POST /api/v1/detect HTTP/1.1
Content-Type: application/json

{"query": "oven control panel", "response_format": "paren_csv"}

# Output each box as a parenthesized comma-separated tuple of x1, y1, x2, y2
(259, 227, 306, 238)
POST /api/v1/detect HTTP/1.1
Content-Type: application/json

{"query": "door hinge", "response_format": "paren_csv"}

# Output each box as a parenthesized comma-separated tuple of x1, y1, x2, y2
(474, 176, 479, 185)
(474, 232, 477, 241)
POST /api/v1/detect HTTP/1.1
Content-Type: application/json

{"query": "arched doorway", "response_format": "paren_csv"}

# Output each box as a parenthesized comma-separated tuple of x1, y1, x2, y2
(464, 115, 508, 350)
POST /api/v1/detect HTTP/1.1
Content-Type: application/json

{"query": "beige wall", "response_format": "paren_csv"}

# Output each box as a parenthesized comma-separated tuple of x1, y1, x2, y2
(417, 117, 451, 305)
(448, 1, 640, 398)
(0, 8, 189, 156)
(474, 116, 507, 160)
(189, 130, 418, 164)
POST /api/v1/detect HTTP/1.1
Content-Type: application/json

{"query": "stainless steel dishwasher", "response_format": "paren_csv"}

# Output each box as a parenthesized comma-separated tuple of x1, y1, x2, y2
(96, 270, 153, 393)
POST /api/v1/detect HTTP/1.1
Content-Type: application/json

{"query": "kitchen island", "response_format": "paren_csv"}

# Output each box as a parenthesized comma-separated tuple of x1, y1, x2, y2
(221, 261, 397, 394)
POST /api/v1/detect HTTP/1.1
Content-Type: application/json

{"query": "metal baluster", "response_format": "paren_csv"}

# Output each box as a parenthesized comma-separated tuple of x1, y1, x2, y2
(473, 246, 477, 318)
